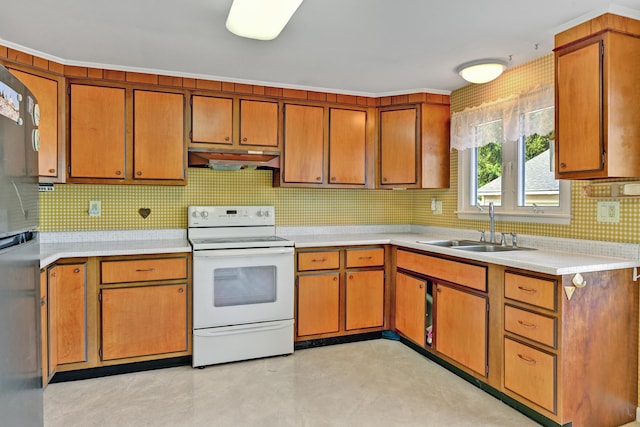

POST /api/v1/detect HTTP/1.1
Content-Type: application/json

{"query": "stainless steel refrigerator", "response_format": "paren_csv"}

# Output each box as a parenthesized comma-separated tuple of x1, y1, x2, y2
(0, 64, 43, 426)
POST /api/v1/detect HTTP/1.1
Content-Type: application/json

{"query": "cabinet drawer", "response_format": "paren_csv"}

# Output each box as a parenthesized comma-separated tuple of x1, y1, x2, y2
(504, 305, 556, 348)
(504, 272, 556, 311)
(346, 248, 384, 268)
(101, 257, 188, 284)
(504, 338, 556, 413)
(396, 250, 486, 292)
(298, 251, 340, 271)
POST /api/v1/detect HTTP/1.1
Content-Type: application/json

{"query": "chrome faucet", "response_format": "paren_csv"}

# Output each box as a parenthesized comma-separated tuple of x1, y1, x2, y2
(488, 202, 496, 243)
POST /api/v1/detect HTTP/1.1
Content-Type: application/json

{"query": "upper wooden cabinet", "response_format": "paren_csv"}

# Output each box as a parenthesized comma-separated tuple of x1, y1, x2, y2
(380, 107, 418, 187)
(69, 83, 187, 185)
(282, 103, 325, 184)
(191, 96, 279, 151)
(278, 104, 373, 188)
(554, 14, 640, 179)
(133, 90, 185, 180)
(69, 84, 126, 180)
(8, 67, 65, 182)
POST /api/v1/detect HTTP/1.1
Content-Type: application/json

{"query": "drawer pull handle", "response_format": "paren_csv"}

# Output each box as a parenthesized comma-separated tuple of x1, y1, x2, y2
(359, 256, 373, 260)
(349, 275, 354, 280)
(517, 286, 537, 294)
(311, 258, 327, 262)
(74, 268, 81, 273)
(517, 320, 537, 329)
(517, 354, 537, 365)
(136, 268, 156, 272)
(333, 276, 338, 281)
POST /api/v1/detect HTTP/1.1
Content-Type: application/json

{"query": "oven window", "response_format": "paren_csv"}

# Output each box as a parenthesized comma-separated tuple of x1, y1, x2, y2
(213, 266, 277, 307)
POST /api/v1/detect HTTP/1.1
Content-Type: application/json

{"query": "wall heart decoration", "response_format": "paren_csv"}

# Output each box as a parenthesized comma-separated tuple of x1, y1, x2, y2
(138, 208, 151, 219)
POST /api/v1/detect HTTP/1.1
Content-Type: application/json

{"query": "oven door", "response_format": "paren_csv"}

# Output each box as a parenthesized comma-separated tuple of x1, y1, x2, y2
(192, 247, 294, 329)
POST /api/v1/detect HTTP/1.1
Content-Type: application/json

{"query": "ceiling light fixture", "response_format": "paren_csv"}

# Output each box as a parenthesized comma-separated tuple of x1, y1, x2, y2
(226, 0, 304, 41)
(456, 59, 508, 84)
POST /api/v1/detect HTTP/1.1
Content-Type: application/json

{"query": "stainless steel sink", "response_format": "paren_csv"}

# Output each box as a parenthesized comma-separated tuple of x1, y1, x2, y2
(416, 239, 534, 252)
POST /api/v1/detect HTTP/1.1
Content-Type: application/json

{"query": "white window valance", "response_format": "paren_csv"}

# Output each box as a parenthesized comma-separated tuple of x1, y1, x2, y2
(450, 84, 554, 151)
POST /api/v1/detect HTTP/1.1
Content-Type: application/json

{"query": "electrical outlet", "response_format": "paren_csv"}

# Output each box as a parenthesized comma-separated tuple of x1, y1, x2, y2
(434, 201, 443, 215)
(89, 200, 101, 217)
(596, 200, 620, 223)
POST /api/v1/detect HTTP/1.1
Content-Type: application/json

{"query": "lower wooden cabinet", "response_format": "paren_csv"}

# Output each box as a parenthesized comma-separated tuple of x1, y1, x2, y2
(41, 253, 191, 382)
(394, 271, 426, 347)
(295, 246, 388, 341)
(101, 284, 188, 360)
(435, 283, 487, 377)
(297, 273, 340, 336)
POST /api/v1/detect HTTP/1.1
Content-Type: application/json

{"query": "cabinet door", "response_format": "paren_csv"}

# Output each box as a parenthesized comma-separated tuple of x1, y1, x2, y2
(134, 90, 185, 180)
(435, 284, 487, 376)
(556, 40, 602, 174)
(297, 273, 339, 336)
(101, 284, 188, 360)
(48, 264, 87, 366)
(283, 104, 324, 183)
(10, 69, 60, 178)
(380, 108, 417, 185)
(39, 270, 49, 386)
(394, 272, 425, 346)
(191, 95, 233, 144)
(70, 84, 126, 178)
(240, 100, 279, 147)
(329, 108, 366, 184)
(346, 270, 384, 330)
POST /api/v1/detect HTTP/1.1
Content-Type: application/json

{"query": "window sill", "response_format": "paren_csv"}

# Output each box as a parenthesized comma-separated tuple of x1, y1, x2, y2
(456, 210, 571, 225)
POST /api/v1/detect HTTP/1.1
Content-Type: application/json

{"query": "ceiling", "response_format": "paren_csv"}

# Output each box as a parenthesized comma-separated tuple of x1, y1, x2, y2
(1, 1, 639, 96)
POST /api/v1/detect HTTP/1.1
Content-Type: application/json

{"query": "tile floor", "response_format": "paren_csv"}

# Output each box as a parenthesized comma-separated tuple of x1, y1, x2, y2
(42, 339, 630, 427)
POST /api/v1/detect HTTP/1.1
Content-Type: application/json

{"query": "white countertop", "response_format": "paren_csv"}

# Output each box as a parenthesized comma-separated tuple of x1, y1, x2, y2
(281, 230, 640, 276)
(39, 227, 640, 276)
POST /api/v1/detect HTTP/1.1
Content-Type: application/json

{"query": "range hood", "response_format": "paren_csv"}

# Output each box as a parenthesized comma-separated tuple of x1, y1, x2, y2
(188, 149, 280, 170)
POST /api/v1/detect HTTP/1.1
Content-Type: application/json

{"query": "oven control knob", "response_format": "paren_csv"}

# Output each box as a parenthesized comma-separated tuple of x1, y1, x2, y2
(264, 210, 271, 217)
(191, 211, 199, 218)
(200, 211, 209, 219)
(256, 210, 264, 217)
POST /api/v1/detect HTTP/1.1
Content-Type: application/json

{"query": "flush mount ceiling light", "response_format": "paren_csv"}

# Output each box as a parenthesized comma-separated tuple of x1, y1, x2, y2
(226, 0, 304, 41)
(456, 59, 508, 84)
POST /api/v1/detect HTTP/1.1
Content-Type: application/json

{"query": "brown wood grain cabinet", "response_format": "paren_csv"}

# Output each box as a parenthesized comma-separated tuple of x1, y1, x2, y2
(394, 271, 426, 347)
(283, 104, 325, 184)
(69, 84, 126, 179)
(47, 263, 87, 370)
(379, 107, 418, 186)
(39, 270, 49, 387)
(295, 246, 388, 341)
(8, 67, 65, 182)
(101, 284, 188, 360)
(133, 90, 185, 180)
(329, 108, 367, 185)
(435, 283, 487, 376)
(191, 96, 278, 150)
(99, 255, 191, 361)
(555, 14, 640, 178)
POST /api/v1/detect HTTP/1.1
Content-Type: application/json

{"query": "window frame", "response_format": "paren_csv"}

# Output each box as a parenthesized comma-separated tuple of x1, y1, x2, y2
(457, 131, 571, 226)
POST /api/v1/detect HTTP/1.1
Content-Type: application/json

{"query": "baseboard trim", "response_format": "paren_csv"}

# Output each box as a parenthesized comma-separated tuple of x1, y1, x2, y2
(294, 331, 383, 350)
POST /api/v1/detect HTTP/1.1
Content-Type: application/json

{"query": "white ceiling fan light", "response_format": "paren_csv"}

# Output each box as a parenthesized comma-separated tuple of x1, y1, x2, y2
(226, 0, 304, 41)
(456, 59, 508, 84)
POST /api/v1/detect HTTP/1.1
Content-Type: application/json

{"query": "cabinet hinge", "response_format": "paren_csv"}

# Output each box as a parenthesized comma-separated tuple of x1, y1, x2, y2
(485, 364, 489, 376)
(600, 41, 604, 57)
(67, 85, 71, 96)
(189, 130, 193, 140)
(67, 165, 71, 174)
(99, 348, 102, 359)
(486, 301, 489, 312)
(98, 290, 102, 302)
(602, 152, 606, 167)
(189, 96, 193, 106)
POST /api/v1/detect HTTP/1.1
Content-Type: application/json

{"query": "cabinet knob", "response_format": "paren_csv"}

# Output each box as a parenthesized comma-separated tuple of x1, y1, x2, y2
(225, 136, 230, 141)
(349, 275, 353, 280)
(74, 268, 80, 273)
(115, 170, 122, 176)
(137, 171, 142, 176)
(419, 284, 424, 289)
(559, 162, 567, 169)
(383, 177, 388, 182)
(242, 137, 248, 142)
(49, 168, 56, 173)
(40, 299, 46, 306)
(333, 276, 337, 281)
(316, 177, 321, 181)
(178, 287, 184, 293)
(331, 177, 336, 181)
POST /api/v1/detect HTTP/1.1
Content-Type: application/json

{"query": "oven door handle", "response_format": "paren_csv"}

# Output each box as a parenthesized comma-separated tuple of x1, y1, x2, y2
(193, 247, 294, 257)
(194, 320, 293, 337)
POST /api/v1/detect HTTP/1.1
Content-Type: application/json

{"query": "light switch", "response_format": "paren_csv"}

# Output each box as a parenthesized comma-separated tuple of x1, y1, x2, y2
(596, 200, 620, 223)
(434, 201, 443, 215)
(89, 200, 101, 217)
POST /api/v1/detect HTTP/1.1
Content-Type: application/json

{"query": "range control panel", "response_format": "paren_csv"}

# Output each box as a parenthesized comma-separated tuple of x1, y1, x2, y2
(188, 206, 275, 227)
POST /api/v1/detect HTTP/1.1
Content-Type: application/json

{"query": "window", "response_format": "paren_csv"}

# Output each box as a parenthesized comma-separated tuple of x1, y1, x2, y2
(452, 85, 570, 224)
